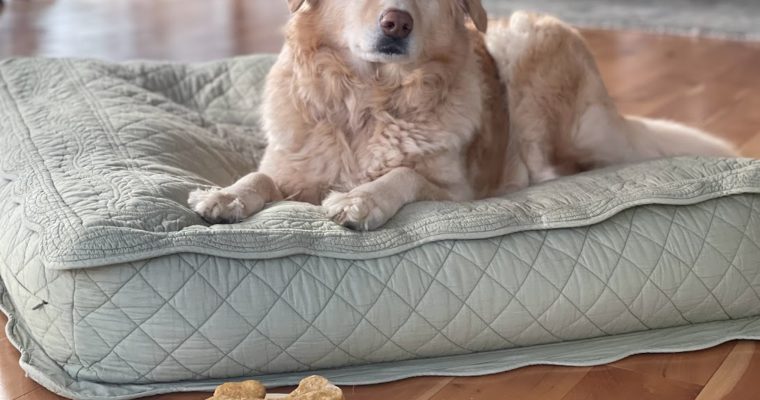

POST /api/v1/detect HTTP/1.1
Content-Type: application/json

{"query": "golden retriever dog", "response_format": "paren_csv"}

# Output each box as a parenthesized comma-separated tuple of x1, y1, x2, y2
(189, 0, 737, 230)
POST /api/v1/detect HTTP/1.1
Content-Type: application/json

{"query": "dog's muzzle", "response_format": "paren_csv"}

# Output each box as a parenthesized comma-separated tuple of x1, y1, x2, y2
(376, 9, 413, 55)
(376, 36, 409, 55)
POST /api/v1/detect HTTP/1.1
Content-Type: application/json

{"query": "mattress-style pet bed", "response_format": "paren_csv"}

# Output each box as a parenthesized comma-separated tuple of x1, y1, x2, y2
(1, 56, 760, 400)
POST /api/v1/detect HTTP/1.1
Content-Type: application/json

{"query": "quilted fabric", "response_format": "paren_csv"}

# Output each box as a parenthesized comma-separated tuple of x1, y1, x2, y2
(1, 55, 760, 399)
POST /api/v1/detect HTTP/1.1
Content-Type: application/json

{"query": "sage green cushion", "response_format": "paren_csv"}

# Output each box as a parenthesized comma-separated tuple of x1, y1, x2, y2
(1, 55, 760, 399)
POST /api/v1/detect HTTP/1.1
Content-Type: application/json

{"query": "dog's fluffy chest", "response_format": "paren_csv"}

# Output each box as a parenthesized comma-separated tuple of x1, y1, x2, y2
(313, 91, 465, 190)
(260, 49, 484, 201)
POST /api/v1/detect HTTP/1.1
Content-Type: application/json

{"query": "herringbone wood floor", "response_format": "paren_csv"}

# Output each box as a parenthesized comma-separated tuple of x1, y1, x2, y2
(1, 1, 759, 399)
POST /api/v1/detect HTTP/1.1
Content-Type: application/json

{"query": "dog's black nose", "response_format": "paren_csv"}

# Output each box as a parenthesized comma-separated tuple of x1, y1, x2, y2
(380, 9, 413, 40)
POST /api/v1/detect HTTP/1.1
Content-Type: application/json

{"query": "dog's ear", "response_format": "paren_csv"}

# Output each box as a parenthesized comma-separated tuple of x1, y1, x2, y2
(287, 0, 310, 13)
(461, 0, 488, 32)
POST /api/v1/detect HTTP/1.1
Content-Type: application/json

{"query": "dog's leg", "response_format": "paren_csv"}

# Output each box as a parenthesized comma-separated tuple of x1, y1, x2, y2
(188, 172, 283, 224)
(520, 137, 561, 184)
(323, 167, 450, 231)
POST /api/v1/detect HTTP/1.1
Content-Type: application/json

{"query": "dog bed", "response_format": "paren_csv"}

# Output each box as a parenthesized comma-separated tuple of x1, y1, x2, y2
(1, 55, 760, 400)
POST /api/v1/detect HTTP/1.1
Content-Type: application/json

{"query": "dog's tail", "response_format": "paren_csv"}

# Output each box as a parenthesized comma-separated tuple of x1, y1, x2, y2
(618, 116, 738, 162)
(576, 108, 739, 169)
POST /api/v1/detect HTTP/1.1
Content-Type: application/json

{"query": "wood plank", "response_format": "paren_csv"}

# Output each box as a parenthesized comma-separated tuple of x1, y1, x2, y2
(0, 0, 290, 60)
(144, 393, 208, 400)
(695, 341, 760, 400)
(702, 90, 760, 146)
(15, 388, 67, 400)
(619, 82, 750, 128)
(710, 52, 760, 91)
(561, 366, 702, 400)
(343, 377, 454, 400)
(739, 130, 760, 158)
(0, 338, 43, 399)
(591, 34, 753, 101)
(649, 85, 749, 129)
(428, 366, 591, 400)
(610, 342, 736, 386)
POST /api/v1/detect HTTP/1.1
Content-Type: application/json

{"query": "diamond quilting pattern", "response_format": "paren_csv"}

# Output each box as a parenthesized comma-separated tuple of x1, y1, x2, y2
(2, 55, 760, 395)
(0, 195, 727, 383)
(2, 56, 760, 270)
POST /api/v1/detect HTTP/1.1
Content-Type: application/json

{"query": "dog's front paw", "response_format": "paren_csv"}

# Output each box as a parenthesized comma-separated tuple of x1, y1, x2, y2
(188, 188, 258, 224)
(322, 191, 392, 231)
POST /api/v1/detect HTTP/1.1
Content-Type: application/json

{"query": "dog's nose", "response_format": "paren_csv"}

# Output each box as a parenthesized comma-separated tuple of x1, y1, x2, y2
(380, 10, 413, 40)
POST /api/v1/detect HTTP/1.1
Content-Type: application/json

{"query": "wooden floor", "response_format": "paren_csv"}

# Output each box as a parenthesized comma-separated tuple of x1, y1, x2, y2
(1, 1, 760, 399)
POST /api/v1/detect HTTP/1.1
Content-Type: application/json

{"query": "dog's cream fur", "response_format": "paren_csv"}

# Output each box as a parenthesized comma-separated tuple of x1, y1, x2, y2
(189, 0, 737, 230)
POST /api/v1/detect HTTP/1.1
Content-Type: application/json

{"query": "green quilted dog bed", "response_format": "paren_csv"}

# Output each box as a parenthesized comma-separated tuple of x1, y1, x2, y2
(1, 55, 760, 399)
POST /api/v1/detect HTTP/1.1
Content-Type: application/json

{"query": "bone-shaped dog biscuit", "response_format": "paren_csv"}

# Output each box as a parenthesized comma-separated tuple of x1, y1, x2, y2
(209, 380, 267, 400)
(207, 376, 343, 400)
(283, 375, 344, 400)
